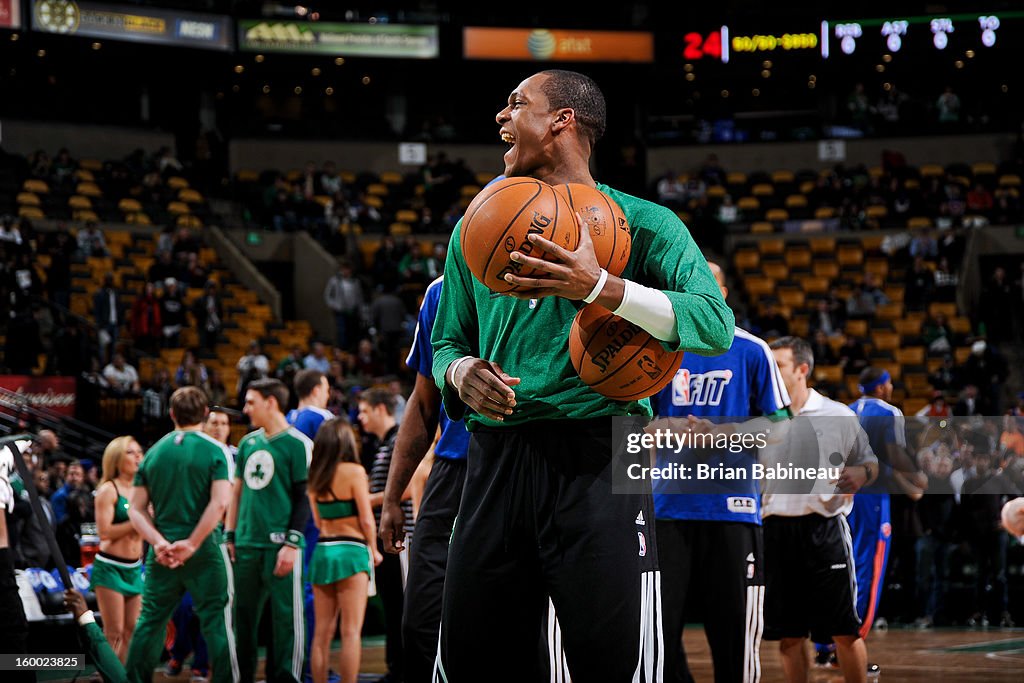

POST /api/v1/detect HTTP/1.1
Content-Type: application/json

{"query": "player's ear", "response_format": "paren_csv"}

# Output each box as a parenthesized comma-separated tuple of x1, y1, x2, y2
(551, 107, 574, 134)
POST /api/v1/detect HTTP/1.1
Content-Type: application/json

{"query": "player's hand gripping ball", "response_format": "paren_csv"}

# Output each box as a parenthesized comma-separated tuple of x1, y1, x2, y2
(554, 183, 631, 276)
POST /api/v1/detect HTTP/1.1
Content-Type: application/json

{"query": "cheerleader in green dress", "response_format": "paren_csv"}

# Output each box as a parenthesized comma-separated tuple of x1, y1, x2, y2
(307, 417, 382, 683)
(90, 436, 144, 663)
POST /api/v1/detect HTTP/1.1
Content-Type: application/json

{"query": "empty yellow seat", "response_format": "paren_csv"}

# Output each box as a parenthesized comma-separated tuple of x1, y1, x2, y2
(23, 179, 49, 194)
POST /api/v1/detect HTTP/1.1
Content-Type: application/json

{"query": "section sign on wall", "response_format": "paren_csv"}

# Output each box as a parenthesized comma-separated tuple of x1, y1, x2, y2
(238, 21, 439, 58)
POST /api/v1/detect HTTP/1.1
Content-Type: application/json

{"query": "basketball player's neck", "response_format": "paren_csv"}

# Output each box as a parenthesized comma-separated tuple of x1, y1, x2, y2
(534, 141, 595, 187)
(261, 413, 290, 437)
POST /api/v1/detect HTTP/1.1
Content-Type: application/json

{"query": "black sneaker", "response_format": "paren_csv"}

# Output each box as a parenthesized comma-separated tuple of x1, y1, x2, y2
(813, 649, 832, 668)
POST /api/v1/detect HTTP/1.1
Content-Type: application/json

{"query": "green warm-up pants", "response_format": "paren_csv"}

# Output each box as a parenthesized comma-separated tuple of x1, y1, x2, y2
(234, 545, 304, 683)
(125, 540, 238, 683)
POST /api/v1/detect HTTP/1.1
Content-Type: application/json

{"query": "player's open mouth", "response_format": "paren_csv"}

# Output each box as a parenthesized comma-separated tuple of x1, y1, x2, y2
(501, 131, 516, 146)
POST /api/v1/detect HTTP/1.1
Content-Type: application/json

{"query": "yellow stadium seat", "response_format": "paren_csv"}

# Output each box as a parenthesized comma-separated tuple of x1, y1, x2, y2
(865, 205, 888, 220)
(312, 195, 332, 208)
(74, 209, 99, 223)
(872, 331, 901, 352)
(23, 179, 49, 194)
(784, 248, 812, 269)
(771, 170, 795, 184)
(339, 171, 356, 184)
(949, 317, 972, 334)
(814, 207, 836, 219)
(864, 258, 888, 279)
(758, 239, 785, 255)
(176, 215, 203, 228)
(461, 184, 482, 198)
(737, 197, 760, 211)
(366, 183, 388, 197)
(785, 195, 808, 209)
(236, 169, 260, 183)
(74, 169, 95, 182)
(895, 347, 926, 366)
(893, 318, 922, 337)
(119, 198, 143, 213)
(920, 164, 944, 178)
(999, 174, 1022, 187)
(867, 166, 884, 179)
(734, 250, 759, 271)
(765, 208, 789, 222)
(801, 276, 830, 294)
(68, 195, 93, 210)
(395, 209, 419, 224)
(167, 176, 190, 190)
(752, 183, 774, 197)
(475, 172, 496, 186)
(845, 319, 868, 338)
(126, 212, 152, 226)
(79, 158, 103, 171)
(928, 302, 958, 319)
(16, 192, 41, 207)
(971, 162, 996, 176)
(814, 365, 843, 384)
(167, 201, 191, 215)
(750, 222, 774, 234)
(179, 188, 204, 204)
(19, 206, 44, 219)
(778, 288, 805, 308)
(380, 171, 403, 185)
(762, 262, 788, 280)
(76, 182, 103, 197)
(726, 172, 748, 186)
(706, 185, 727, 199)
(837, 245, 863, 266)
(809, 237, 835, 254)
(744, 276, 775, 298)
(799, 180, 815, 194)
(389, 222, 412, 236)
(904, 179, 921, 190)
(813, 261, 839, 279)
(907, 217, 932, 229)
(876, 303, 902, 320)
(364, 195, 384, 209)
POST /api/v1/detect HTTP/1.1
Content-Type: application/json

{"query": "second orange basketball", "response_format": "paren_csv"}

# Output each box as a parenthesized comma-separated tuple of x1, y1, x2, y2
(555, 183, 631, 276)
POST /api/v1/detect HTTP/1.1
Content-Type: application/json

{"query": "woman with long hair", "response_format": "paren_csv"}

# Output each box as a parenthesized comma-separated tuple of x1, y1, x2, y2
(90, 436, 145, 662)
(308, 417, 382, 683)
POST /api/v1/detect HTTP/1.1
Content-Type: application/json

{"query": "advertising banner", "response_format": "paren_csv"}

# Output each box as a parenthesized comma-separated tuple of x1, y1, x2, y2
(31, 0, 233, 51)
(0, 376, 76, 417)
(238, 20, 439, 58)
(464, 27, 654, 62)
(0, 0, 21, 29)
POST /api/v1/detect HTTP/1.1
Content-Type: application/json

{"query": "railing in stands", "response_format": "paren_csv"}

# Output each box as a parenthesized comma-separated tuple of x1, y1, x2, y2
(0, 385, 116, 462)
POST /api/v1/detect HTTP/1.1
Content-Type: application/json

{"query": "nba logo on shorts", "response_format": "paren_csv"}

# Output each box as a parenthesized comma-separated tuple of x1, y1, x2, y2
(637, 532, 647, 557)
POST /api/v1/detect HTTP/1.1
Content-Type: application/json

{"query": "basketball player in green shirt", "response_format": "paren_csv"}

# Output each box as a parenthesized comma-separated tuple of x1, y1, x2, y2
(226, 378, 313, 683)
(124, 386, 238, 683)
(430, 70, 734, 682)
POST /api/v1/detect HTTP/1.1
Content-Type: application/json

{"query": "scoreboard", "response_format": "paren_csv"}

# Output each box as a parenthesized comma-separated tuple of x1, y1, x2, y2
(822, 12, 1023, 59)
(677, 11, 1023, 65)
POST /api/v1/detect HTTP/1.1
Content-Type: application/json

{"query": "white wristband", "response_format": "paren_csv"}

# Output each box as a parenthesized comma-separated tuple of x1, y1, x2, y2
(78, 610, 96, 626)
(582, 268, 609, 304)
(447, 356, 473, 389)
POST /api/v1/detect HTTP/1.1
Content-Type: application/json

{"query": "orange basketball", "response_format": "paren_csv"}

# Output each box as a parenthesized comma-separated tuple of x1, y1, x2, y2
(568, 303, 683, 401)
(554, 184, 631, 276)
(461, 177, 579, 293)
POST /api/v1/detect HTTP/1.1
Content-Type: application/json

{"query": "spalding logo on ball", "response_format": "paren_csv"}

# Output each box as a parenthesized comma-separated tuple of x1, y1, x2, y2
(460, 177, 579, 293)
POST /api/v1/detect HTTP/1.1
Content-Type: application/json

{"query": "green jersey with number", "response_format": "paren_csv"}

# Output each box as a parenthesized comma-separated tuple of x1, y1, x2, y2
(134, 430, 232, 543)
(431, 183, 734, 429)
(235, 427, 312, 548)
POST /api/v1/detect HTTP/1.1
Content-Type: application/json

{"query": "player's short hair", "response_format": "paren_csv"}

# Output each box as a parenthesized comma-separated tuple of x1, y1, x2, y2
(294, 369, 326, 400)
(170, 386, 209, 427)
(538, 69, 606, 148)
(247, 378, 289, 413)
(770, 336, 815, 374)
(858, 366, 888, 391)
(359, 387, 396, 416)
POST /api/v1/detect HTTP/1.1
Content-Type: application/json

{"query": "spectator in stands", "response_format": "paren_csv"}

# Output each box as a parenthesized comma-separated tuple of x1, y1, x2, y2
(16, 469, 56, 569)
(10, 252, 42, 312)
(103, 353, 141, 396)
(961, 340, 1008, 412)
(656, 171, 686, 209)
(348, 192, 383, 229)
(304, 342, 331, 374)
(999, 416, 1024, 458)
(301, 161, 320, 200)
(351, 338, 384, 380)
(130, 282, 162, 355)
(915, 391, 952, 418)
(370, 287, 407, 373)
(809, 329, 837, 366)
(192, 280, 223, 350)
(909, 230, 938, 259)
(809, 298, 841, 338)
(905, 257, 935, 310)
(981, 267, 1014, 342)
(399, 238, 432, 286)
(324, 260, 364, 351)
(922, 313, 954, 355)
(847, 82, 872, 131)
(373, 235, 403, 292)
(717, 195, 738, 224)
(51, 148, 76, 186)
(932, 257, 959, 302)
(320, 161, 343, 197)
(698, 153, 725, 186)
(275, 344, 305, 382)
(175, 348, 209, 392)
(141, 366, 173, 432)
(838, 334, 868, 376)
(28, 149, 51, 179)
(846, 285, 877, 319)
(993, 187, 1021, 224)
(159, 278, 186, 348)
(929, 355, 959, 392)
(183, 253, 209, 289)
(156, 146, 183, 177)
(147, 250, 179, 284)
(0, 218, 23, 245)
(77, 221, 108, 258)
(236, 340, 270, 402)
(207, 369, 228, 407)
(92, 274, 123, 364)
(51, 317, 90, 376)
(49, 460, 85, 532)
(936, 86, 961, 125)
(954, 384, 991, 417)
(888, 177, 913, 218)
(45, 228, 74, 311)
(967, 183, 994, 214)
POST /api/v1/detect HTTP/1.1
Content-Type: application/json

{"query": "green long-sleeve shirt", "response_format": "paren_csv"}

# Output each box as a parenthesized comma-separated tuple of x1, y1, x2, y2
(80, 620, 128, 683)
(431, 182, 734, 429)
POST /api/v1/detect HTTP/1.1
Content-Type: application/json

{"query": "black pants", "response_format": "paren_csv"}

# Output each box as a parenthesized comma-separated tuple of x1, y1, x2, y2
(438, 419, 662, 683)
(377, 540, 405, 680)
(0, 547, 33, 682)
(403, 458, 466, 683)
(656, 520, 764, 683)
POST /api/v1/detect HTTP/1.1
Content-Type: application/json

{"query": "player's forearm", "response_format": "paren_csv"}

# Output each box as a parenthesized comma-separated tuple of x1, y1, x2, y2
(385, 383, 438, 505)
(225, 481, 242, 532)
(128, 509, 165, 547)
(188, 498, 228, 548)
